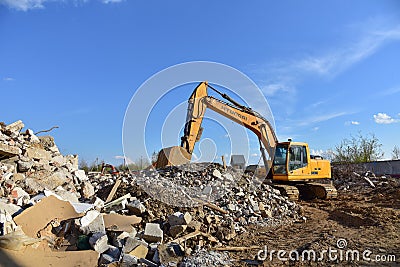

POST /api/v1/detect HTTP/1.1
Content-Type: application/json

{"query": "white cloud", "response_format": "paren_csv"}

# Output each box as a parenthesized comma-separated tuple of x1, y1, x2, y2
(294, 24, 400, 77)
(345, 120, 360, 125)
(373, 113, 398, 124)
(102, 0, 123, 3)
(114, 155, 134, 164)
(3, 77, 15, 81)
(298, 112, 349, 126)
(0, 0, 48, 10)
(256, 21, 400, 93)
(261, 83, 294, 97)
(0, 0, 123, 10)
(381, 86, 400, 96)
(312, 127, 319, 131)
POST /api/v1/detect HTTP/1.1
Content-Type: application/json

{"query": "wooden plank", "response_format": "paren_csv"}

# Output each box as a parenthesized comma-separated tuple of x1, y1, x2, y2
(106, 179, 122, 202)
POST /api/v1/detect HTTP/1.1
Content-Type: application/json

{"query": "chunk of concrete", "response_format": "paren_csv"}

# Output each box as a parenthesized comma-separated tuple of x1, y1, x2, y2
(26, 147, 51, 161)
(129, 244, 149, 259)
(105, 245, 121, 259)
(103, 213, 141, 232)
(143, 223, 163, 243)
(89, 233, 109, 253)
(122, 237, 147, 253)
(126, 200, 146, 215)
(12, 173, 25, 182)
(212, 169, 222, 179)
(110, 231, 130, 248)
(121, 254, 138, 267)
(99, 254, 115, 265)
(14, 195, 80, 238)
(5, 120, 24, 133)
(168, 212, 192, 226)
(74, 170, 88, 182)
(51, 155, 65, 166)
(79, 210, 105, 235)
(81, 181, 95, 198)
(0, 143, 21, 158)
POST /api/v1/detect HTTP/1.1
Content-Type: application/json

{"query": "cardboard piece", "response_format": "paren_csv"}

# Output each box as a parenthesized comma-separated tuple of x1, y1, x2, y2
(0, 243, 99, 267)
(14, 195, 81, 238)
(103, 213, 141, 232)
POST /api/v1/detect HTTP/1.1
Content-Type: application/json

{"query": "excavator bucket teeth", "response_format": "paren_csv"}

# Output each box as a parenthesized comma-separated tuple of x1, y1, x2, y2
(155, 146, 191, 169)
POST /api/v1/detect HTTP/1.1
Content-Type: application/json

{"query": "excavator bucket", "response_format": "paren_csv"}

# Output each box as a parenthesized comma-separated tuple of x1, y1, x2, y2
(155, 146, 192, 169)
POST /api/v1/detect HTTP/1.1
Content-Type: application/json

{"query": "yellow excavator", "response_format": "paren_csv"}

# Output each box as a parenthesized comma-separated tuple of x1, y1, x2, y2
(155, 81, 337, 200)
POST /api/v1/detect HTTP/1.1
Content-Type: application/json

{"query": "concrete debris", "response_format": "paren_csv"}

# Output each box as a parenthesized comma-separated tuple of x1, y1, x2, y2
(332, 164, 400, 192)
(89, 232, 109, 253)
(79, 209, 106, 235)
(168, 212, 192, 226)
(127, 199, 146, 215)
(0, 120, 305, 267)
(143, 223, 164, 243)
(179, 248, 231, 267)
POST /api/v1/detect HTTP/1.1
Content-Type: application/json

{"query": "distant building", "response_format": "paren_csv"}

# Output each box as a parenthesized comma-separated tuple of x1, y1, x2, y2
(230, 155, 246, 170)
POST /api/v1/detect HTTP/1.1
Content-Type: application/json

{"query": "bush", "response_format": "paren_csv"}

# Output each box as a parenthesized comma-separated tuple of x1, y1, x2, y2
(332, 132, 383, 163)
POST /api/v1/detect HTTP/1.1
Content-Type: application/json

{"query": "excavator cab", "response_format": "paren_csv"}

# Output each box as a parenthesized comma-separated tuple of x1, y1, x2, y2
(272, 141, 331, 182)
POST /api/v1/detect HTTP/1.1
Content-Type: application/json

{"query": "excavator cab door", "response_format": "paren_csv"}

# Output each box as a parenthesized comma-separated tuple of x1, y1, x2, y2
(288, 145, 310, 175)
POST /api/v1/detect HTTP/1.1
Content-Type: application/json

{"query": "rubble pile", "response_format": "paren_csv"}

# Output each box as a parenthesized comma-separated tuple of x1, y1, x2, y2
(0, 120, 301, 267)
(179, 249, 231, 266)
(332, 164, 400, 192)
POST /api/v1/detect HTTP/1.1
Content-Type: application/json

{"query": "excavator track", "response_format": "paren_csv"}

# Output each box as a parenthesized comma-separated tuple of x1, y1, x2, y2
(271, 181, 337, 200)
(296, 182, 338, 200)
(307, 182, 338, 199)
(271, 184, 299, 201)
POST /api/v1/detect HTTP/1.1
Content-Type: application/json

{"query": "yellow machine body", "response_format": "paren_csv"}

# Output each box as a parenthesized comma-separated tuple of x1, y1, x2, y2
(272, 141, 331, 181)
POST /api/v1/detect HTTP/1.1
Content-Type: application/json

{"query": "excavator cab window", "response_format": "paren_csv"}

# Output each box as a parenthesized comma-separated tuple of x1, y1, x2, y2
(288, 145, 308, 171)
(273, 144, 288, 174)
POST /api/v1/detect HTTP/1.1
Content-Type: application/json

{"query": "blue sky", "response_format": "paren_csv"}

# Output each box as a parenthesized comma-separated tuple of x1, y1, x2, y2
(1, 0, 400, 166)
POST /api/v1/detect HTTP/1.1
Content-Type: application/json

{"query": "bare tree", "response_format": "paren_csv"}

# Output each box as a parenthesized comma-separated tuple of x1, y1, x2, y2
(392, 145, 400, 160)
(333, 132, 384, 163)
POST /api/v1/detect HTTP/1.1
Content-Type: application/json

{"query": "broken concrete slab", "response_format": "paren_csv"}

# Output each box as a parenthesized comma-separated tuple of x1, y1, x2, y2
(0, 228, 40, 250)
(89, 232, 109, 253)
(14, 195, 81, 238)
(74, 169, 88, 182)
(0, 244, 99, 267)
(4, 120, 24, 134)
(122, 237, 147, 253)
(0, 143, 21, 158)
(121, 253, 138, 267)
(25, 147, 51, 161)
(81, 181, 95, 198)
(143, 223, 163, 243)
(168, 212, 192, 226)
(126, 199, 146, 215)
(129, 244, 149, 259)
(0, 210, 17, 236)
(103, 213, 141, 232)
(79, 210, 106, 235)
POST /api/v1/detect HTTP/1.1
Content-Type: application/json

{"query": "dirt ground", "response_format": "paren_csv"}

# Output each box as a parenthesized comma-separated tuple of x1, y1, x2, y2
(225, 185, 400, 266)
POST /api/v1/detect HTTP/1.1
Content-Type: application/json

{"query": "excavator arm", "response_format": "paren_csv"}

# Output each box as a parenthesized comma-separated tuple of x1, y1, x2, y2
(180, 81, 278, 166)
